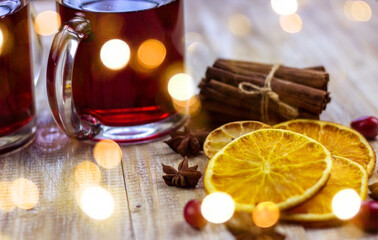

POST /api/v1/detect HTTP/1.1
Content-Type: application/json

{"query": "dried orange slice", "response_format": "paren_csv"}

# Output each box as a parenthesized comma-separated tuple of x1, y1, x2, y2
(274, 119, 376, 175)
(281, 156, 368, 222)
(203, 121, 271, 159)
(203, 129, 332, 212)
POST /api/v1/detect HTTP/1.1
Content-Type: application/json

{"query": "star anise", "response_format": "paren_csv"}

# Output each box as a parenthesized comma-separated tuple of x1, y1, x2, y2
(164, 127, 209, 156)
(162, 156, 202, 188)
(369, 182, 378, 200)
(226, 212, 285, 240)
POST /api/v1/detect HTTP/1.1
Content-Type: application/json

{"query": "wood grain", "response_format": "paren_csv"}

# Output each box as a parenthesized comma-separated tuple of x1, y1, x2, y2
(0, 0, 377, 239)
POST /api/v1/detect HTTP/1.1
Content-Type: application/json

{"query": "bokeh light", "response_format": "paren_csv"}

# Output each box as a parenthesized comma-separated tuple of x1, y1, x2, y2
(271, 0, 298, 16)
(74, 161, 102, 186)
(344, 1, 372, 22)
(0, 182, 15, 212)
(332, 189, 361, 220)
(94, 139, 122, 169)
(228, 13, 252, 36)
(252, 202, 280, 228)
(172, 95, 201, 116)
(137, 39, 166, 69)
(100, 39, 130, 70)
(34, 10, 61, 36)
(201, 192, 235, 224)
(10, 178, 39, 210)
(279, 14, 303, 33)
(168, 73, 195, 101)
(79, 186, 115, 220)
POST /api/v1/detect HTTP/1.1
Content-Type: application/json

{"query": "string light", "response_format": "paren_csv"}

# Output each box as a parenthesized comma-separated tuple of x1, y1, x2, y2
(252, 202, 280, 228)
(10, 178, 39, 210)
(332, 189, 361, 220)
(279, 14, 303, 33)
(168, 73, 195, 101)
(201, 192, 235, 224)
(34, 10, 61, 36)
(228, 13, 252, 36)
(100, 39, 130, 70)
(271, 0, 298, 16)
(344, 1, 372, 22)
(137, 39, 166, 69)
(79, 186, 115, 220)
(93, 139, 122, 169)
(74, 161, 102, 186)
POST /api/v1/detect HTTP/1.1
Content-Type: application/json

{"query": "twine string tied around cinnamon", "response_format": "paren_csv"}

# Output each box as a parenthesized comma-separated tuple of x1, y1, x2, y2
(238, 63, 299, 123)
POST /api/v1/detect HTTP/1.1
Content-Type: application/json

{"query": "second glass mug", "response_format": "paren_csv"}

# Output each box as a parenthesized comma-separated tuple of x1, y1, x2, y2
(47, 0, 186, 143)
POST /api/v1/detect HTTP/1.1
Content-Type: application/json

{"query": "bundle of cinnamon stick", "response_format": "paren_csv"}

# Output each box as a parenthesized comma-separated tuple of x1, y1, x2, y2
(198, 59, 331, 125)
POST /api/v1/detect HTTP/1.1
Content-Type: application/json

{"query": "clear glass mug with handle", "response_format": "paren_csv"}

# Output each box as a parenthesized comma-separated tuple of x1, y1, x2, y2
(47, 0, 186, 143)
(0, 0, 42, 154)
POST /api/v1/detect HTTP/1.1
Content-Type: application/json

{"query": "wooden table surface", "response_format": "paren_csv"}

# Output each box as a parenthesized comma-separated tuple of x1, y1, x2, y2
(1, 0, 377, 239)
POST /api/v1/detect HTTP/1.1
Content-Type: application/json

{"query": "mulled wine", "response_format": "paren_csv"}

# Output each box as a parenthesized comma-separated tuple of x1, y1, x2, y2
(57, 0, 184, 127)
(0, 0, 35, 138)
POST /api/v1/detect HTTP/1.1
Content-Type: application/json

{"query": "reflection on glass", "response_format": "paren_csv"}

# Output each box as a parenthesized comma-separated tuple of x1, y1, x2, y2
(168, 73, 195, 101)
(252, 202, 280, 228)
(0, 182, 15, 212)
(344, 1, 372, 22)
(228, 13, 252, 36)
(94, 139, 122, 169)
(279, 14, 303, 33)
(137, 39, 166, 69)
(100, 39, 130, 70)
(172, 95, 201, 116)
(201, 192, 235, 224)
(332, 189, 361, 220)
(10, 178, 39, 210)
(79, 186, 115, 220)
(74, 161, 102, 186)
(0, 28, 3, 54)
(34, 10, 61, 36)
(271, 0, 298, 15)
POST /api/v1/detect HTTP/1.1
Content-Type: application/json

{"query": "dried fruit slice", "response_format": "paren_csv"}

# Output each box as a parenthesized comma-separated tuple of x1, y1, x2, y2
(203, 121, 271, 159)
(274, 119, 376, 175)
(203, 129, 332, 212)
(281, 156, 368, 222)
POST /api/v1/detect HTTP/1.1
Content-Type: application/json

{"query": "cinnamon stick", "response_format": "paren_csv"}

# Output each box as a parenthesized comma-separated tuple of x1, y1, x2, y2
(205, 67, 330, 114)
(215, 59, 329, 90)
(199, 79, 319, 122)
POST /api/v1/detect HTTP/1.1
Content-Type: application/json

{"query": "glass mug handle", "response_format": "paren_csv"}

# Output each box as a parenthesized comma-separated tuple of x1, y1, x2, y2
(46, 15, 100, 140)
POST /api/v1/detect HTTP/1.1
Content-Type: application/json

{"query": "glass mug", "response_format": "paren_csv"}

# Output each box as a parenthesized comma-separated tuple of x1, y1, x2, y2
(0, 0, 41, 153)
(47, 0, 186, 143)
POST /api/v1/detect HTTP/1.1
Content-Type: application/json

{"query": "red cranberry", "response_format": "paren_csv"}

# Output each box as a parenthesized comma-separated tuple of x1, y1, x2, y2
(351, 116, 378, 139)
(352, 200, 378, 232)
(183, 199, 207, 229)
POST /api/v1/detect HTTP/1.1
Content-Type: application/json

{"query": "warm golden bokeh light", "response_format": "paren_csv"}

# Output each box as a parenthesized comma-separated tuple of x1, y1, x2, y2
(172, 95, 201, 116)
(168, 73, 195, 101)
(137, 39, 166, 69)
(201, 192, 235, 224)
(80, 186, 115, 220)
(100, 39, 130, 70)
(279, 14, 303, 33)
(10, 178, 39, 210)
(271, 0, 298, 16)
(252, 202, 280, 228)
(332, 189, 361, 220)
(74, 161, 102, 186)
(34, 10, 61, 36)
(0, 182, 15, 212)
(94, 139, 122, 169)
(228, 13, 252, 36)
(344, 1, 372, 22)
